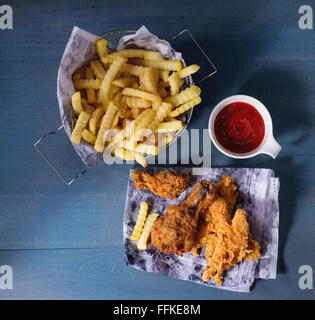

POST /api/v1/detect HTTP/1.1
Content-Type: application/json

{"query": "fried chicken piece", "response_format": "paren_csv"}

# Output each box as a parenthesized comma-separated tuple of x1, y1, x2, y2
(132, 169, 190, 199)
(191, 176, 238, 256)
(151, 180, 212, 255)
(190, 183, 218, 256)
(202, 208, 261, 285)
(216, 176, 238, 214)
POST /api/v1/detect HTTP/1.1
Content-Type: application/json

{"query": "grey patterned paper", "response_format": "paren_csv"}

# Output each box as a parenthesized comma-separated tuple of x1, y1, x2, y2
(123, 167, 280, 292)
(57, 26, 190, 169)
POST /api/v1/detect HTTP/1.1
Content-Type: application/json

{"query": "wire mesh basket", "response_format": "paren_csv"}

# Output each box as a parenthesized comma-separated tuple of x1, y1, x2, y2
(34, 29, 217, 185)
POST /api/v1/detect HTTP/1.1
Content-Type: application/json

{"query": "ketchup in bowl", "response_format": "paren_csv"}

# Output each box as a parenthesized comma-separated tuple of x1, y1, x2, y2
(214, 102, 265, 153)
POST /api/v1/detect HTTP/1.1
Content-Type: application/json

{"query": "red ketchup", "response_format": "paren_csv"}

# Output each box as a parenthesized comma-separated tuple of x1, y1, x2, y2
(214, 102, 265, 153)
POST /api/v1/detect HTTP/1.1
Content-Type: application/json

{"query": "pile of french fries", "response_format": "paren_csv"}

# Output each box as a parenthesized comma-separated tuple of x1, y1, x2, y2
(70, 38, 202, 167)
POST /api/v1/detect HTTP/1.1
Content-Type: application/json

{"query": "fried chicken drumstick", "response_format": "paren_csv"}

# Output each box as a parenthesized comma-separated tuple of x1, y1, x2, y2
(151, 180, 213, 254)
(132, 169, 190, 199)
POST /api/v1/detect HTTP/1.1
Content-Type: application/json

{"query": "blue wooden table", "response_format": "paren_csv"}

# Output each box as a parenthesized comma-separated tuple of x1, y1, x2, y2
(1, 0, 315, 299)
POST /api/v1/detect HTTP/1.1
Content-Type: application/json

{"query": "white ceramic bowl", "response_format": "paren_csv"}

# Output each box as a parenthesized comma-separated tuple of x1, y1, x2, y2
(208, 95, 281, 159)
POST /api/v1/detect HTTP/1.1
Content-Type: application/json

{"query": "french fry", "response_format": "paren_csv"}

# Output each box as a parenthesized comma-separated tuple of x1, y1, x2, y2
(122, 87, 161, 105)
(113, 90, 122, 105)
(152, 102, 172, 130)
(144, 51, 163, 61)
(165, 85, 201, 107)
(157, 120, 183, 132)
(71, 92, 83, 116)
(118, 96, 128, 118)
(89, 107, 105, 135)
(73, 79, 102, 90)
(81, 98, 96, 114)
(179, 64, 200, 78)
(112, 76, 138, 88)
(95, 39, 108, 57)
(99, 55, 127, 102)
(135, 152, 147, 168)
(130, 107, 141, 118)
(85, 67, 94, 79)
(129, 58, 182, 72)
(70, 111, 90, 144)
(160, 70, 169, 82)
(112, 119, 137, 144)
(84, 67, 96, 104)
(165, 115, 176, 122)
(131, 201, 149, 240)
(113, 146, 147, 167)
(113, 146, 135, 161)
(94, 101, 119, 152)
(108, 85, 120, 101)
(156, 132, 175, 147)
(117, 49, 149, 58)
(90, 60, 106, 80)
(121, 63, 147, 76)
(169, 96, 202, 117)
(114, 108, 153, 145)
(100, 54, 121, 65)
(86, 90, 96, 104)
(111, 113, 119, 128)
(126, 96, 152, 109)
(168, 72, 184, 96)
(136, 143, 159, 155)
(114, 49, 163, 60)
(165, 133, 175, 145)
(137, 213, 160, 250)
(142, 67, 159, 93)
(127, 109, 156, 149)
(82, 129, 96, 144)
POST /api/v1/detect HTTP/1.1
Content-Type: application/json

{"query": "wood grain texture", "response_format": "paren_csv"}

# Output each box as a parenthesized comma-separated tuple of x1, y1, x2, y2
(0, 0, 314, 299)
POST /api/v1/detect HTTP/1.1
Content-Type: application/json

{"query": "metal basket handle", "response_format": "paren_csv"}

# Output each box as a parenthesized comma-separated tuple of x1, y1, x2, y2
(169, 29, 217, 84)
(34, 125, 88, 185)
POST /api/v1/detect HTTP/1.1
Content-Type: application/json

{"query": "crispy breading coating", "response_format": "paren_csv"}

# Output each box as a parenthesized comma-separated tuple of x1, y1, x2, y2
(132, 169, 189, 199)
(151, 180, 212, 255)
(216, 176, 239, 214)
(202, 208, 261, 285)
